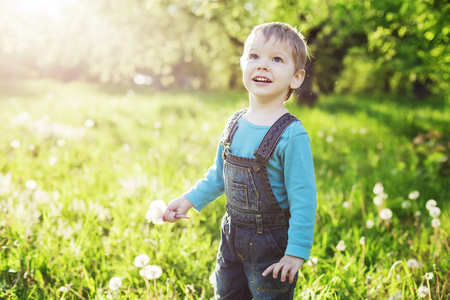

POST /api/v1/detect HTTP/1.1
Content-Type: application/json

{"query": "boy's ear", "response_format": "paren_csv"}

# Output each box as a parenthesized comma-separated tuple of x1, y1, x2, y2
(290, 70, 306, 89)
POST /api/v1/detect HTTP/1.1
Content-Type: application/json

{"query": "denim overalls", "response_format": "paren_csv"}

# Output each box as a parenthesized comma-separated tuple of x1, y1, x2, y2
(214, 109, 299, 300)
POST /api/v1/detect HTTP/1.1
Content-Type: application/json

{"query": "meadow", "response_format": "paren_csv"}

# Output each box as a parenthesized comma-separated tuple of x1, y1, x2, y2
(0, 80, 449, 299)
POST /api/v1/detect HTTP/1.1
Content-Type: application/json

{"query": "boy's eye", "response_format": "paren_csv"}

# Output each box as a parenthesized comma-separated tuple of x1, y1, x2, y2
(273, 57, 283, 63)
(249, 54, 259, 60)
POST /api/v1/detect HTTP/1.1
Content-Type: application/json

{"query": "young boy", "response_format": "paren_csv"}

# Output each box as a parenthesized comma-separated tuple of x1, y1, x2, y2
(163, 22, 317, 299)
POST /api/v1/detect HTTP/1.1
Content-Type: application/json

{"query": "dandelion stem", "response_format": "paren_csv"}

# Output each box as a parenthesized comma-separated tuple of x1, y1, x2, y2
(434, 265, 441, 300)
(153, 278, 159, 299)
(143, 276, 152, 299)
(426, 278, 432, 300)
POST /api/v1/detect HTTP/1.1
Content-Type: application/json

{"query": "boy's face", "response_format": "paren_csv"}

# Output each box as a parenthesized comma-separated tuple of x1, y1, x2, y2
(242, 34, 304, 103)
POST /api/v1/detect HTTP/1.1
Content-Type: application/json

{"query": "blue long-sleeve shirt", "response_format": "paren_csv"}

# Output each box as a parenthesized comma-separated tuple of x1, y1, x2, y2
(184, 114, 317, 259)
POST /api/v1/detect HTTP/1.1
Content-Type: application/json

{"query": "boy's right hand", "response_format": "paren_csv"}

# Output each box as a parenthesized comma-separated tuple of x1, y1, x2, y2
(162, 196, 194, 223)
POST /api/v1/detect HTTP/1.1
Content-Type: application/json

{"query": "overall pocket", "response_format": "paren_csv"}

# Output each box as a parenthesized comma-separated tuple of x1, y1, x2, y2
(224, 162, 259, 211)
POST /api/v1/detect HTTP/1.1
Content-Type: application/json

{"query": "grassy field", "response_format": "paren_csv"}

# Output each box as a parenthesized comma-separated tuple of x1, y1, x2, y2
(0, 80, 449, 299)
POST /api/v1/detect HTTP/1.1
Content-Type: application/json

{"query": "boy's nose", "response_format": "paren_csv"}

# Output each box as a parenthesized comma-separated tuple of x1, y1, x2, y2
(257, 66, 268, 71)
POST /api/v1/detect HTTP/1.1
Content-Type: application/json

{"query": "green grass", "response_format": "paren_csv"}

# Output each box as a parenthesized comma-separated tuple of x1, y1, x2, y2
(1, 80, 449, 299)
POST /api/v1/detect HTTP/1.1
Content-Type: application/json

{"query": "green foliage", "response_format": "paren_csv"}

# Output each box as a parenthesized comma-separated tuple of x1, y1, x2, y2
(0, 80, 449, 299)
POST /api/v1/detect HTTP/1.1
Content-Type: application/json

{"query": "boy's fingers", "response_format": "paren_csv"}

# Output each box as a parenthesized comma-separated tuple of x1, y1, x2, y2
(262, 264, 275, 277)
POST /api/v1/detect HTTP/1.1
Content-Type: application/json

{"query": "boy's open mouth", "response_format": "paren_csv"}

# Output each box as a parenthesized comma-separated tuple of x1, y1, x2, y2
(253, 76, 272, 83)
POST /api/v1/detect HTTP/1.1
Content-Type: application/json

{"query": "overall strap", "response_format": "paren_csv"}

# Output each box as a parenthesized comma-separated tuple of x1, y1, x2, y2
(253, 113, 299, 163)
(220, 108, 248, 149)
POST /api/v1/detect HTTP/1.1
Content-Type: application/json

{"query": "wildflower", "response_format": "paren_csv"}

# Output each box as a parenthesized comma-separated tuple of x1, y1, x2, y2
(414, 211, 421, 217)
(373, 195, 384, 206)
(426, 199, 437, 211)
(25, 180, 37, 190)
(134, 254, 150, 268)
(401, 200, 412, 209)
(373, 182, 384, 195)
(366, 220, 374, 229)
(59, 286, 68, 293)
(424, 272, 433, 280)
(139, 265, 162, 280)
(185, 284, 195, 294)
(408, 191, 420, 200)
(146, 200, 166, 225)
(417, 286, 428, 298)
(431, 218, 441, 228)
(326, 136, 334, 143)
(360, 237, 365, 245)
(380, 208, 393, 220)
(84, 119, 95, 128)
(406, 259, 418, 269)
(56, 139, 66, 147)
(10, 140, 21, 148)
(336, 240, 346, 251)
(342, 201, 349, 208)
(429, 207, 441, 218)
(311, 257, 318, 265)
(109, 277, 122, 291)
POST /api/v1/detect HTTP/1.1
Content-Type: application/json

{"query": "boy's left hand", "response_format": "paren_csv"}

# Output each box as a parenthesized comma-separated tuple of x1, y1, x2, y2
(262, 255, 304, 283)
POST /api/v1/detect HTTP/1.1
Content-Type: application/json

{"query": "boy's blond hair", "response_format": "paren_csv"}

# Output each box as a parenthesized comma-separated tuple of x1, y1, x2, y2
(240, 22, 309, 100)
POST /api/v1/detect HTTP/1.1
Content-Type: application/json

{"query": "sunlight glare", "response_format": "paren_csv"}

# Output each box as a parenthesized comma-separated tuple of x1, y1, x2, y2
(17, 0, 77, 19)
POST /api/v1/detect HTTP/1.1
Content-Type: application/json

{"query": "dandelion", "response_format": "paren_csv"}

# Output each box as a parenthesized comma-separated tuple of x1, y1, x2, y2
(139, 265, 162, 280)
(326, 136, 334, 143)
(84, 119, 95, 128)
(146, 200, 167, 225)
(25, 180, 37, 190)
(373, 195, 384, 206)
(429, 207, 440, 218)
(408, 191, 420, 200)
(401, 200, 412, 209)
(134, 254, 150, 268)
(406, 259, 418, 269)
(431, 218, 440, 228)
(417, 286, 428, 298)
(373, 182, 384, 195)
(59, 286, 68, 293)
(49, 156, 58, 166)
(424, 272, 433, 280)
(56, 139, 66, 147)
(311, 257, 318, 265)
(380, 208, 393, 220)
(366, 220, 374, 229)
(426, 199, 437, 211)
(414, 211, 422, 217)
(185, 284, 195, 294)
(109, 277, 122, 291)
(360, 237, 365, 245)
(10, 140, 21, 148)
(336, 240, 346, 251)
(342, 201, 349, 208)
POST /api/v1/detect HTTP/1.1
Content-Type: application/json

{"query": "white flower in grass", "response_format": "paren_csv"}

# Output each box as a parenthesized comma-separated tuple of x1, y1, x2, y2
(417, 286, 429, 298)
(146, 200, 167, 225)
(185, 284, 195, 294)
(408, 191, 420, 200)
(426, 199, 437, 211)
(401, 200, 412, 209)
(109, 277, 122, 291)
(380, 208, 393, 220)
(336, 240, 346, 251)
(140, 265, 162, 280)
(431, 218, 441, 228)
(373, 195, 384, 206)
(10, 140, 21, 149)
(366, 220, 374, 229)
(406, 259, 418, 269)
(414, 211, 422, 217)
(134, 254, 150, 268)
(429, 207, 440, 218)
(25, 180, 37, 190)
(360, 237, 365, 245)
(373, 182, 384, 195)
(59, 286, 68, 293)
(424, 272, 433, 280)
(311, 257, 318, 265)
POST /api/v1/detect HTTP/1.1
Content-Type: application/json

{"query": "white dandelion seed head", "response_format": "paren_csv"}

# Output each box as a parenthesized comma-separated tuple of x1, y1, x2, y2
(342, 201, 350, 208)
(380, 208, 393, 220)
(417, 286, 429, 298)
(373, 195, 384, 206)
(423, 272, 433, 280)
(401, 200, 412, 209)
(84, 119, 95, 128)
(360, 237, 365, 245)
(336, 240, 346, 251)
(426, 199, 437, 211)
(366, 220, 374, 229)
(408, 191, 420, 200)
(431, 218, 441, 228)
(326, 135, 334, 143)
(406, 259, 418, 269)
(140, 265, 162, 280)
(25, 180, 37, 190)
(58, 286, 68, 293)
(146, 200, 167, 225)
(414, 210, 422, 217)
(109, 277, 122, 291)
(373, 182, 384, 195)
(311, 257, 318, 265)
(429, 207, 440, 218)
(10, 140, 21, 149)
(185, 284, 195, 294)
(134, 254, 150, 268)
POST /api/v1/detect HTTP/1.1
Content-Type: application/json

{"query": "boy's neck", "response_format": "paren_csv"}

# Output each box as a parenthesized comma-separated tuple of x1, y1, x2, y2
(245, 96, 289, 126)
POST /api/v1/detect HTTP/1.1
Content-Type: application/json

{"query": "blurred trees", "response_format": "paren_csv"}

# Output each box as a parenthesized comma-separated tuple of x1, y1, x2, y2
(0, 0, 448, 101)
